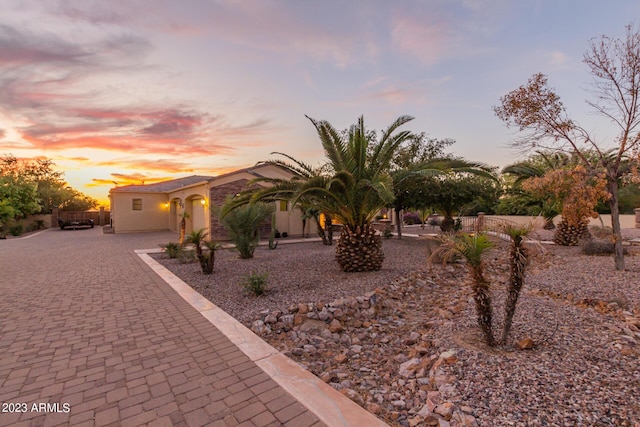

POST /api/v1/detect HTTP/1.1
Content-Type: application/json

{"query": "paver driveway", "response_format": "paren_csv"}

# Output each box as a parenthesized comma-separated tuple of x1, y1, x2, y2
(0, 227, 324, 426)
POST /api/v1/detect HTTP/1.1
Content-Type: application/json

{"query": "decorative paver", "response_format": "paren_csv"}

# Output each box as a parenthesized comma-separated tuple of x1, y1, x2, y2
(1, 227, 387, 426)
(0, 228, 325, 426)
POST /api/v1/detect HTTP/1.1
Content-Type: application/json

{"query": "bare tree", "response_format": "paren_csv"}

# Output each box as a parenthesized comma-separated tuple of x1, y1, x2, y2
(494, 24, 640, 270)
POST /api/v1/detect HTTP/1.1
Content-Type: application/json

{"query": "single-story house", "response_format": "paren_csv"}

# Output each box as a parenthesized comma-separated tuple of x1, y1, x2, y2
(108, 164, 310, 239)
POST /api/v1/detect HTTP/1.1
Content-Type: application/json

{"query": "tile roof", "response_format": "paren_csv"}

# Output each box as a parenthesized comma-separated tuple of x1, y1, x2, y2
(111, 175, 213, 193)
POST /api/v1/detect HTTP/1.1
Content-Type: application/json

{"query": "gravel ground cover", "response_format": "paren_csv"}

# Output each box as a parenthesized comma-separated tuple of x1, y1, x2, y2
(153, 229, 640, 426)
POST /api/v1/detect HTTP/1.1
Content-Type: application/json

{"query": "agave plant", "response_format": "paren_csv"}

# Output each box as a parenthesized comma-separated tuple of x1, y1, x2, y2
(430, 232, 496, 346)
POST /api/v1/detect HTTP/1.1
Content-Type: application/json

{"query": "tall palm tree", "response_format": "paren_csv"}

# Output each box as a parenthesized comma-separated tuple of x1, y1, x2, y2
(222, 114, 416, 272)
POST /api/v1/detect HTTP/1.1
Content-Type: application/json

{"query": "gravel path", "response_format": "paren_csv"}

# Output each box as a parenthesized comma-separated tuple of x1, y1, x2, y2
(154, 229, 640, 426)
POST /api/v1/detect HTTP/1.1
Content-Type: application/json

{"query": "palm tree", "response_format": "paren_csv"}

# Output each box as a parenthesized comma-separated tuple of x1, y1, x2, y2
(178, 210, 190, 245)
(220, 199, 273, 259)
(430, 233, 496, 346)
(222, 114, 416, 272)
(186, 228, 219, 274)
(500, 224, 532, 344)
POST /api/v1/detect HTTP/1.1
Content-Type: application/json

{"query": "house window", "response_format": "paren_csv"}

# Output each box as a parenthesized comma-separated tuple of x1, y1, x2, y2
(132, 198, 142, 210)
(279, 200, 288, 211)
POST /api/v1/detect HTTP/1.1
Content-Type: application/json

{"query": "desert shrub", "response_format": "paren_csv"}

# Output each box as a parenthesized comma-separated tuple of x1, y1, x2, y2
(589, 225, 613, 239)
(241, 272, 269, 296)
(428, 216, 442, 228)
(581, 239, 628, 256)
(177, 249, 196, 264)
(403, 211, 421, 225)
(383, 226, 393, 239)
(163, 242, 181, 258)
(9, 223, 23, 236)
(26, 222, 39, 232)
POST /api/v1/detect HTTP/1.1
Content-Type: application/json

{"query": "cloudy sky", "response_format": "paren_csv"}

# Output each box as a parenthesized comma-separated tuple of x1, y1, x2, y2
(1, 1, 638, 204)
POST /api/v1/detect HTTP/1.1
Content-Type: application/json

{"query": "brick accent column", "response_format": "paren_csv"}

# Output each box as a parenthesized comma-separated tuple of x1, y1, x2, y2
(99, 207, 105, 226)
(635, 208, 640, 229)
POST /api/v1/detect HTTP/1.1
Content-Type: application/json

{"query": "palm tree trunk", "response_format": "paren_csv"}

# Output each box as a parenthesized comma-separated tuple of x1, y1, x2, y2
(501, 243, 526, 344)
(395, 208, 403, 239)
(179, 218, 186, 245)
(336, 224, 384, 272)
(470, 266, 495, 346)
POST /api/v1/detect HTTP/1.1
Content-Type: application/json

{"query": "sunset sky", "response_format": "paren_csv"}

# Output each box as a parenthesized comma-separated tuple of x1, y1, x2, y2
(1, 1, 638, 205)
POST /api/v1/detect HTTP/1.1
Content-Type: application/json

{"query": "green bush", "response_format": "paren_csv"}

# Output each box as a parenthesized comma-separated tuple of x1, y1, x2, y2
(163, 242, 181, 258)
(241, 272, 269, 296)
(220, 200, 273, 259)
(9, 223, 23, 236)
(177, 249, 196, 264)
(383, 226, 393, 239)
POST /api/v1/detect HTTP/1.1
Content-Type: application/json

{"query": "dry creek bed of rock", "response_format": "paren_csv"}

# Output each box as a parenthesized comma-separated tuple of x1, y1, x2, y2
(154, 232, 640, 427)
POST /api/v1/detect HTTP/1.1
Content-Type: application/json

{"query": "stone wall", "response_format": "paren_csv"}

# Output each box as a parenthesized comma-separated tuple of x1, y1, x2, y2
(209, 179, 272, 240)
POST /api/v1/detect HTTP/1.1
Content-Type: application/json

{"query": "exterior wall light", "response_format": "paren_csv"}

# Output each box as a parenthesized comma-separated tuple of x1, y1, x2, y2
(200, 199, 206, 205)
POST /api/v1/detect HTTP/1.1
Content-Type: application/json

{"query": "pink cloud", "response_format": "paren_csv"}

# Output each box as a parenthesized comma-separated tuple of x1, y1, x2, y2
(97, 158, 195, 173)
(391, 16, 453, 67)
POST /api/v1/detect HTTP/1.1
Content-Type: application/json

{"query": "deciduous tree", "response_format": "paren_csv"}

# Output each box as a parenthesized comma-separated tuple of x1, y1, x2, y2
(523, 166, 609, 245)
(494, 24, 640, 270)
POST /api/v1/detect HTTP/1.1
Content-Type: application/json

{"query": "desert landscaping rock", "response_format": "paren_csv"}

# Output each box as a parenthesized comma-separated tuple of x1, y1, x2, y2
(156, 229, 640, 426)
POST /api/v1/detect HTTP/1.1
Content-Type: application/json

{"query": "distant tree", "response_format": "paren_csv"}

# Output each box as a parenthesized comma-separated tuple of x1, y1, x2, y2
(391, 158, 496, 238)
(494, 24, 640, 270)
(422, 172, 500, 231)
(501, 151, 574, 228)
(390, 133, 455, 170)
(0, 155, 97, 214)
(523, 166, 610, 245)
(0, 173, 40, 221)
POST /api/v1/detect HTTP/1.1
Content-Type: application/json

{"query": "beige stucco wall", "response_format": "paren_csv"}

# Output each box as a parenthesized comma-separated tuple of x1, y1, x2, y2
(274, 203, 310, 237)
(167, 184, 209, 235)
(111, 193, 169, 232)
(482, 214, 637, 229)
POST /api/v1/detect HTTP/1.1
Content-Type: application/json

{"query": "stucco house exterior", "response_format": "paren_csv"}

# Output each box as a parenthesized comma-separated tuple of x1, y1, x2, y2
(108, 164, 309, 239)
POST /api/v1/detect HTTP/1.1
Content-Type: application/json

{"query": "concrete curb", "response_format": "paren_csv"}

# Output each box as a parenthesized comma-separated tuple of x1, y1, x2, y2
(136, 248, 388, 427)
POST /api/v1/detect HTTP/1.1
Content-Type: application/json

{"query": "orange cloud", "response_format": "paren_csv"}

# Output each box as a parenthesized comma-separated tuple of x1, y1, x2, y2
(97, 158, 195, 173)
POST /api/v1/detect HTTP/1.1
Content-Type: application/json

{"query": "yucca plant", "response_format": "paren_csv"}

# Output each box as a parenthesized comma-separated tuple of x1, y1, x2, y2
(199, 240, 220, 274)
(430, 232, 496, 346)
(220, 199, 272, 259)
(186, 228, 207, 257)
(500, 224, 532, 344)
(186, 228, 219, 274)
